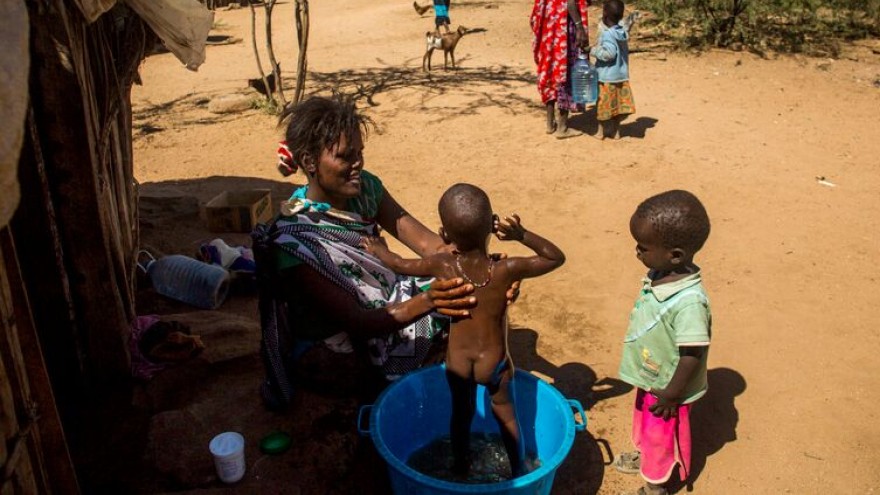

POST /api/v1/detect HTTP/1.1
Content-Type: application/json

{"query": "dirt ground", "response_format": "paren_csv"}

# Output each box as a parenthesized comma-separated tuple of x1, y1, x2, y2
(109, 0, 880, 493)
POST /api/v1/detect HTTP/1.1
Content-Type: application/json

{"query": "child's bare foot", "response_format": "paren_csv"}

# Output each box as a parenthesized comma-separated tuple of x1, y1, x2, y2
(595, 120, 612, 140)
(546, 119, 557, 134)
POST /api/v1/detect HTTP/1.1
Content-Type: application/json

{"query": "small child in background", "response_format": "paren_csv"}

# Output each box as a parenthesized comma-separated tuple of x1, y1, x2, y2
(615, 190, 712, 495)
(363, 183, 565, 478)
(590, 0, 635, 140)
(433, 0, 451, 34)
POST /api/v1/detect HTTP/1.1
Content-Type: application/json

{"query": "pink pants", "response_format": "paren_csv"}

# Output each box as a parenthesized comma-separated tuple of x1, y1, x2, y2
(632, 389, 692, 484)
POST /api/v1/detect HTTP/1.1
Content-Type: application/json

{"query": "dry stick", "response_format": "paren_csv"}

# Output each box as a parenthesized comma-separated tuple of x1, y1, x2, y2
(293, 0, 310, 104)
(264, 0, 286, 105)
(249, 0, 275, 105)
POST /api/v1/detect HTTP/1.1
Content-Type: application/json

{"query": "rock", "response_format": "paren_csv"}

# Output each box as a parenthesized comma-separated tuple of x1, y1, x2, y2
(208, 94, 253, 114)
(160, 311, 260, 364)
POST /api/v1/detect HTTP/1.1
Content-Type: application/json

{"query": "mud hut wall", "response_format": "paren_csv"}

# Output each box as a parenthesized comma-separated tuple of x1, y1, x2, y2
(12, 0, 143, 398)
(0, 228, 79, 494)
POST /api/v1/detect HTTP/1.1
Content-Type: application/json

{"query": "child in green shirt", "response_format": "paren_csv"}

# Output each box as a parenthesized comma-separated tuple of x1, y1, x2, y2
(615, 190, 712, 495)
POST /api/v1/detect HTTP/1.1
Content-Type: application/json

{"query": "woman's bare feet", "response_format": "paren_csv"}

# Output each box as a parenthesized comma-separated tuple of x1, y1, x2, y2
(546, 103, 557, 134)
(554, 108, 582, 139)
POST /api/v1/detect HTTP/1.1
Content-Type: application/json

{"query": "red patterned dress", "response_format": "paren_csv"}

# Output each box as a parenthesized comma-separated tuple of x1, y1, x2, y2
(530, 0, 589, 110)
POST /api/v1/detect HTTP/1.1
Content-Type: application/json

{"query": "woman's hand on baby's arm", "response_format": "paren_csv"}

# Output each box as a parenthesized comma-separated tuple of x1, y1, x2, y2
(494, 213, 526, 241)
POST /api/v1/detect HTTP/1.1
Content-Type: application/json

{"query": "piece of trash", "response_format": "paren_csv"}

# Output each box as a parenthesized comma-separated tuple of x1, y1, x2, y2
(260, 431, 292, 455)
(815, 176, 836, 188)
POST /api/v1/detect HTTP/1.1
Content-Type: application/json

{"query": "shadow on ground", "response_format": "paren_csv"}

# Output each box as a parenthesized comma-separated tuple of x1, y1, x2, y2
(301, 65, 539, 122)
(668, 367, 746, 493)
(569, 109, 659, 139)
(509, 326, 633, 494)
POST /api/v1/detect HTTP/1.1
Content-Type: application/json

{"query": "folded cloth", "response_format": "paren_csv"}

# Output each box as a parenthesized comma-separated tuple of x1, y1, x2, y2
(130, 315, 168, 380)
(199, 238, 256, 273)
(130, 316, 206, 380)
(323, 332, 354, 353)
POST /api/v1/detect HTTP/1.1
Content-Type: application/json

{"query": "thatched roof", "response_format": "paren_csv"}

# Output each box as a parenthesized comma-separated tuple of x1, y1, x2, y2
(1, 0, 214, 231)
(77, 0, 215, 69)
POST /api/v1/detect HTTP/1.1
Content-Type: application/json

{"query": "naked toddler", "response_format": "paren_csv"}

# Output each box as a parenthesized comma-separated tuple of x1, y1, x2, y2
(362, 183, 565, 477)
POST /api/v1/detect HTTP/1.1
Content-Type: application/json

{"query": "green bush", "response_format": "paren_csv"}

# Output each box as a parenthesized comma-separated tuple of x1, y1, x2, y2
(632, 0, 880, 55)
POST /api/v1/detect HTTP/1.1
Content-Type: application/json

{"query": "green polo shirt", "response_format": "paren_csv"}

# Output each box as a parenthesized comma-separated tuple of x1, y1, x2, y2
(618, 271, 711, 404)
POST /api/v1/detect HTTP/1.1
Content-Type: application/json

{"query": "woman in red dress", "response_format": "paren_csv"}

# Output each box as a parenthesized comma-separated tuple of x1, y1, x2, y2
(531, 0, 590, 138)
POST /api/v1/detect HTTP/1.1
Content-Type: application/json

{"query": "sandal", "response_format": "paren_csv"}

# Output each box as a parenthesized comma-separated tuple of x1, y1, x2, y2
(613, 451, 641, 474)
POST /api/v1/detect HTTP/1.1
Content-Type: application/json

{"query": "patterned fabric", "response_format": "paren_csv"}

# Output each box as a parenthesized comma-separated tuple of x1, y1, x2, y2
(531, 0, 588, 109)
(276, 170, 385, 269)
(253, 223, 296, 408)
(596, 81, 636, 121)
(272, 196, 446, 380)
(130, 315, 166, 380)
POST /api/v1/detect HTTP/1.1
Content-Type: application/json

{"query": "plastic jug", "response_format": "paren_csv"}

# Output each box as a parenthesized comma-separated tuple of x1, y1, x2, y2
(138, 251, 230, 309)
(571, 50, 598, 105)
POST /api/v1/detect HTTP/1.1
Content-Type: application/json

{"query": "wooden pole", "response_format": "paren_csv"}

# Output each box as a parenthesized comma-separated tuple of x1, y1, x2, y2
(293, 0, 310, 104)
(250, 1, 274, 105)
(264, 0, 286, 105)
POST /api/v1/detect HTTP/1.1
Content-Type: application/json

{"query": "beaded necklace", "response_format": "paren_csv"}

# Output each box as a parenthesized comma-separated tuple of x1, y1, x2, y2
(454, 254, 494, 288)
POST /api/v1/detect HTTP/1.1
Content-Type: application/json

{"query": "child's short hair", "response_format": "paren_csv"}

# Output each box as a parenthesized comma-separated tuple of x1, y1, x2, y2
(634, 190, 710, 253)
(277, 94, 372, 174)
(439, 183, 493, 251)
(603, 0, 625, 26)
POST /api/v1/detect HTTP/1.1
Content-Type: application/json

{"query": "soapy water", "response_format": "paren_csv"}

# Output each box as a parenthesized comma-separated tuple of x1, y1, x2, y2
(406, 433, 541, 484)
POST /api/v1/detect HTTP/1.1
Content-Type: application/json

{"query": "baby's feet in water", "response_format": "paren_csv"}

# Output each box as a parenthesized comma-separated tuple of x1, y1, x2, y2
(518, 457, 543, 476)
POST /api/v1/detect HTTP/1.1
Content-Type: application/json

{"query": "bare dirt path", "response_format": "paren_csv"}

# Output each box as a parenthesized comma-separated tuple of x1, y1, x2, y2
(130, 0, 880, 493)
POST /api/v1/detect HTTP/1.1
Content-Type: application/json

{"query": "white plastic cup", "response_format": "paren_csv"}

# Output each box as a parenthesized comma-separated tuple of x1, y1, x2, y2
(209, 432, 246, 483)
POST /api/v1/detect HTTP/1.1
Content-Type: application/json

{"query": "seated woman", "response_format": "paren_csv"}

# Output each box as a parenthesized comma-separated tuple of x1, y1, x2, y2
(255, 95, 511, 406)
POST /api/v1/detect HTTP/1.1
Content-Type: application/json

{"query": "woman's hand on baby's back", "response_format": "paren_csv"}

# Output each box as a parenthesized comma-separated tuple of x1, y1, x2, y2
(426, 278, 476, 318)
(361, 235, 389, 256)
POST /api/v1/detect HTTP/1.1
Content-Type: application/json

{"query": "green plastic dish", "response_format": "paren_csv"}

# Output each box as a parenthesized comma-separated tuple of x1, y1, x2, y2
(259, 431, 292, 455)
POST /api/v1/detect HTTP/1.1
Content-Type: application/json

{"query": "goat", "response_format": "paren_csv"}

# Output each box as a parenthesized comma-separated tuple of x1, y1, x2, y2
(413, 1, 432, 16)
(248, 63, 280, 97)
(423, 26, 468, 71)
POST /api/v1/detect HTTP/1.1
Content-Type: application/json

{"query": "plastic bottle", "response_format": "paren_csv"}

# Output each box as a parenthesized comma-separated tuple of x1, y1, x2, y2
(138, 252, 230, 309)
(571, 50, 598, 105)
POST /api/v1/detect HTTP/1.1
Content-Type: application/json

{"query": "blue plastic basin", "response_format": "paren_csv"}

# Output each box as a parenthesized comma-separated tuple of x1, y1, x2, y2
(358, 365, 586, 494)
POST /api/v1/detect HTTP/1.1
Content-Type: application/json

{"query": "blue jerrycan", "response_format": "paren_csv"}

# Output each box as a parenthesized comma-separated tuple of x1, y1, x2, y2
(138, 251, 230, 309)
